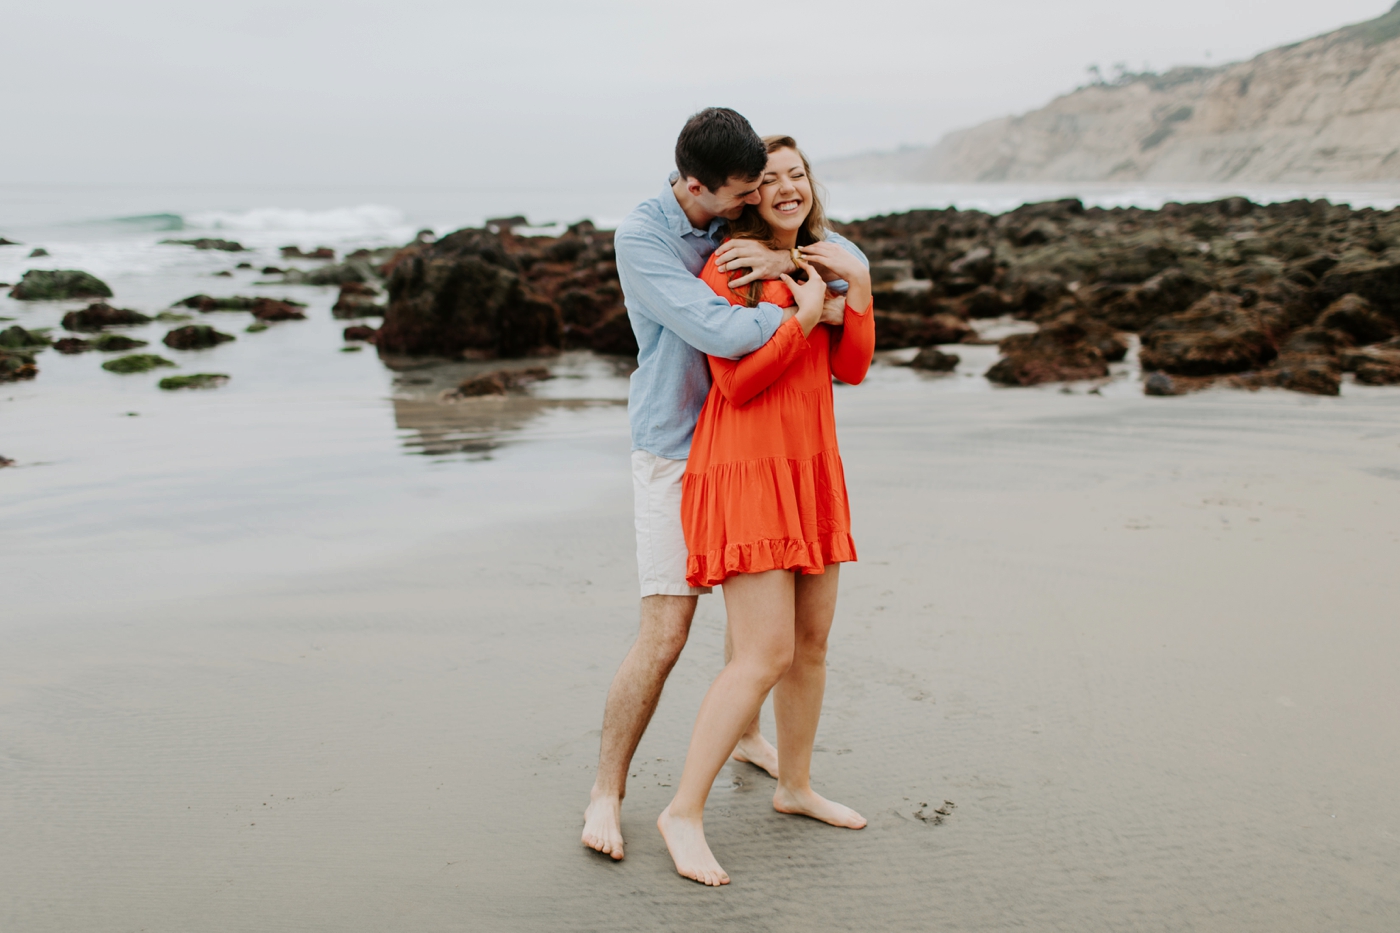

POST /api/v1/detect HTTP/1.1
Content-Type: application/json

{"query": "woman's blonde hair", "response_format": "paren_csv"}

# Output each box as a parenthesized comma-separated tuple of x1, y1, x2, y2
(725, 135, 829, 307)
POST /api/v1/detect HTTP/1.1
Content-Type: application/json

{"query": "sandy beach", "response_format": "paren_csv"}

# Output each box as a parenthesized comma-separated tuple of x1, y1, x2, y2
(4, 355, 1398, 930)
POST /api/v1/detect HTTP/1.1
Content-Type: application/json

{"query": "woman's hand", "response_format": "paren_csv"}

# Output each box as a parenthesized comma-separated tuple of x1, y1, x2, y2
(778, 256, 828, 338)
(715, 240, 795, 287)
(799, 241, 871, 317)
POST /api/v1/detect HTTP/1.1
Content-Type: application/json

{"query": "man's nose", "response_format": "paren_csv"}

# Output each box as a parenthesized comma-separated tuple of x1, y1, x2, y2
(744, 189, 762, 204)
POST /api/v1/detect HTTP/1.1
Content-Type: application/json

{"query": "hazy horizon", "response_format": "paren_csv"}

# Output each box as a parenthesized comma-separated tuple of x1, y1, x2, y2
(1, 1, 1392, 191)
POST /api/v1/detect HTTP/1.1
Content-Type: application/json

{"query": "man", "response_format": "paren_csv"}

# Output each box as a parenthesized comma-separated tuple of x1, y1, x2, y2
(582, 108, 868, 860)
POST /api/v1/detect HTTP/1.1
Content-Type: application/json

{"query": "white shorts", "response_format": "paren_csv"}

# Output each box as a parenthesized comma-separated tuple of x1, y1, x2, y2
(632, 449, 712, 598)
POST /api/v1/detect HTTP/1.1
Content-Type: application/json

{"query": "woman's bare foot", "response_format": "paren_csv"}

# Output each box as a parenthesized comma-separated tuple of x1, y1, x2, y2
(582, 790, 625, 860)
(731, 732, 780, 779)
(657, 805, 729, 886)
(772, 785, 867, 829)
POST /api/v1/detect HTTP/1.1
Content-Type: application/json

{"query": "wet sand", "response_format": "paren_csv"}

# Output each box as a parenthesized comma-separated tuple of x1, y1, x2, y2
(3, 377, 1399, 931)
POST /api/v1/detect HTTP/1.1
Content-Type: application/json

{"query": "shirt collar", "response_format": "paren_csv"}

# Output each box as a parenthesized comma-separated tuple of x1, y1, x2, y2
(661, 175, 726, 240)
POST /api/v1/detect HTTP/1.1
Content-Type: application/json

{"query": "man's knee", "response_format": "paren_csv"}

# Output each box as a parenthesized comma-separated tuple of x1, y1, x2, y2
(638, 595, 697, 664)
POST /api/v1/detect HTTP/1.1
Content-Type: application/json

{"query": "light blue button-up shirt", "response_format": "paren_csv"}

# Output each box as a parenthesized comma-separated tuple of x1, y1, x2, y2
(617, 180, 868, 460)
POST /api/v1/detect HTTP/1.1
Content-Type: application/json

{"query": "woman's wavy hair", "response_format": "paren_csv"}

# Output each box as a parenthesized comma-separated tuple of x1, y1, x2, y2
(725, 135, 829, 307)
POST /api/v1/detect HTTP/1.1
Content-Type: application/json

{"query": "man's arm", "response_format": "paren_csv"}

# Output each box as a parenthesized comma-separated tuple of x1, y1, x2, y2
(716, 231, 869, 290)
(615, 231, 784, 360)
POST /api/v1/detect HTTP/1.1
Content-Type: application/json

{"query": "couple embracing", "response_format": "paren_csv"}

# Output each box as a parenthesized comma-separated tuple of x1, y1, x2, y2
(581, 108, 875, 886)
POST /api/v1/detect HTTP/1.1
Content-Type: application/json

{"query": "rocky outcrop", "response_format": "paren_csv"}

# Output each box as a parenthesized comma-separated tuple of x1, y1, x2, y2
(248, 298, 306, 321)
(379, 222, 622, 359)
(61, 302, 152, 331)
(0, 325, 52, 349)
(343, 324, 379, 342)
(101, 354, 176, 374)
(0, 348, 37, 382)
(54, 334, 148, 353)
(281, 246, 334, 260)
(10, 270, 113, 301)
(161, 238, 246, 251)
(163, 325, 235, 350)
(444, 367, 553, 399)
(823, 4, 1400, 185)
(831, 194, 1400, 393)
(986, 314, 1113, 386)
(332, 282, 385, 318)
(907, 347, 960, 371)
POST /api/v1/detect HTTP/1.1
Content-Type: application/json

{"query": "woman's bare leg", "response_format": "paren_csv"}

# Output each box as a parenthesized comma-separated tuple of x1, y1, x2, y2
(726, 623, 780, 779)
(658, 570, 796, 885)
(771, 565, 866, 829)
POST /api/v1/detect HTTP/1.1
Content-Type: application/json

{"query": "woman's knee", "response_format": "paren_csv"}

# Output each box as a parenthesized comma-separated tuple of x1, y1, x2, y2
(734, 640, 795, 687)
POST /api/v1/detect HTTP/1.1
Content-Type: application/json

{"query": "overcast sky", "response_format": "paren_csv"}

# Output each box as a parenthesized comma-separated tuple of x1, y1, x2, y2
(2, 0, 1391, 189)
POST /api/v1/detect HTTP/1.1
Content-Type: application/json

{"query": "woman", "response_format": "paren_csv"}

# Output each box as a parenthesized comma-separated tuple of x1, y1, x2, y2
(657, 136, 875, 886)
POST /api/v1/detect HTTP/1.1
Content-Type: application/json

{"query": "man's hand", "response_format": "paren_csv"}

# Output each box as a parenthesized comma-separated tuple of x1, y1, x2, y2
(799, 241, 870, 287)
(819, 292, 847, 326)
(714, 239, 795, 288)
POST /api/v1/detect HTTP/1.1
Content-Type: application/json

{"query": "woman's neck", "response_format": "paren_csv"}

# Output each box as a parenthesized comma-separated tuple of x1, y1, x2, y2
(772, 229, 799, 250)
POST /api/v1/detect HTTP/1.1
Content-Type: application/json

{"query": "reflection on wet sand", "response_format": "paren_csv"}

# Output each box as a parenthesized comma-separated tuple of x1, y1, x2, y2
(391, 396, 625, 457)
(383, 351, 633, 458)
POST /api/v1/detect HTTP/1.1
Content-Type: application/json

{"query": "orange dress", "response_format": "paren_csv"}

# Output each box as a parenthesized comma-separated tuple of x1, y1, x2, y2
(682, 252, 876, 587)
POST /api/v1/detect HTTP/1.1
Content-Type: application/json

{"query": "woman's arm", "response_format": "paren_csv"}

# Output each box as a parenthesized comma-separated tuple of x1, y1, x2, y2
(829, 297, 875, 385)
(708, 316, 809, 406)
(701, 255, 829, 406)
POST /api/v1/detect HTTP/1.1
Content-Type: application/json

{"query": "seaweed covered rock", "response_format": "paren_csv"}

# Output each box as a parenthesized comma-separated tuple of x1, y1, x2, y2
(1139, 293, 1277, 376)
(101, 354, 176, 374)
(908, 346, 960, 371)
(1100, 268, 1215, 330)
(0, 348, 38, 382)
(55, 333, 148, 353)
(249, 298, 306, 321)
(61, 302, 151, 331)
(986, 315, 1112, 386)
(343, 324, 379, 342)
(379, 229, 561, 358)
(445, 367, 553, 399)
(332, 282, 385, 319)
(0, 325, 52, 349)
(873, 311, 971, 350)
(159, 373, 229, 390)
(163, 325, 235, 350)
(10, 269, 113, 301)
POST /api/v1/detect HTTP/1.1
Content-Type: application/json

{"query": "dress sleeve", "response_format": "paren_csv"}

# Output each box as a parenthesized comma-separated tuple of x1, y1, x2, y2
(708, 317, 810, 406)
(829, 299, 875, 385)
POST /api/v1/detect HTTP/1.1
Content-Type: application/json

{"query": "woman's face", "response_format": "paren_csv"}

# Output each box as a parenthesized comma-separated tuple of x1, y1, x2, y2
(756, 147, 812, 235)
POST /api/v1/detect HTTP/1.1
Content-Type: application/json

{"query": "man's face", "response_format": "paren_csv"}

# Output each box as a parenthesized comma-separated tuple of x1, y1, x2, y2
(688, 175, 763, 221)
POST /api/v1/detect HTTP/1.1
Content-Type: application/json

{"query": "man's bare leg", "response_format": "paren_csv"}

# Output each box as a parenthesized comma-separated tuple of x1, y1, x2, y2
(726, 621, 780, 778)
(583, 594, 696, 860)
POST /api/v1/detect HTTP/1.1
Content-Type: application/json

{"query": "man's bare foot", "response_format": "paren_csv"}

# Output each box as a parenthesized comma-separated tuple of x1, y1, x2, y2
(582, 790, 625, 860)
(772, 785, 867, 829)
(657, 805, 729, 886)
(731, 732, 780, 779)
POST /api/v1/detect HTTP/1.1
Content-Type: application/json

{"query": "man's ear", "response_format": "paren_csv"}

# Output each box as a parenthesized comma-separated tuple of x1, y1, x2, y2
(685, 177, 708, 198)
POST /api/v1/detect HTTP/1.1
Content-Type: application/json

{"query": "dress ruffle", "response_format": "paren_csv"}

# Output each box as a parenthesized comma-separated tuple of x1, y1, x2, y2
(682, 449, 856, 587)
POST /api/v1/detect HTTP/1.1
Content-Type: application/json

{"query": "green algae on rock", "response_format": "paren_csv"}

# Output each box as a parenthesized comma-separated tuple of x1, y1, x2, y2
(9, 270, 114, 301)
(245, 323, 269, 333)
(158, 373, 229, 390)
(163, 325, 235, 350)
(101, 354, 177, 374)
(160, 238, 246, 252)
(0, 347, 38, 381)
(0, 325, 53, 349)
(61, 303, 153, 331)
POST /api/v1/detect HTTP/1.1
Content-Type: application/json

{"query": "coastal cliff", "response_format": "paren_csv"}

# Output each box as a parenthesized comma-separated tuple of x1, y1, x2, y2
(824, 4, 1400, 184)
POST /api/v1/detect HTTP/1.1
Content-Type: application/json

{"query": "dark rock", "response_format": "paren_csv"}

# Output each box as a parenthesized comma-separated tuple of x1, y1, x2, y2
(245, 323, 268, 333)
(1350, 349, 1400, 385)
(379, 228, 561, 358)
(0, 237, 20, 246)
(282, 258, 376, 286)
(9, 269, 113, 301)
(161, 238, 246, 252)
(163, 325, 236, 350)
(0, 325, 52, 349)
(174, 294, 306, 313)
(236, 262, 252, 269)
(447, 366, 553, 398)
(0, 348, 38, 382)
(986, 315, 1111, 386)
(1315, 256, 1400, 322)
(343, 325, 378, 342)
(101, 354, 176, 374)
(1274, 354, 1342, 396)
(1316, 294, 1397, 345)
(1139, 293, 1276, 375)
(54, 337, 93, 354)
(249, 298, 306, 322)
(956, 284, 1016, 318)
(332, 282, 385, 319)
(28, 247, 48, 258)
(0, 454, 13, 467)
(874, 311, 972, 350)
(281, 246, 335, 260)
(948, 246, 996, 282)
(262, 267, 284, 275)
(908, 347, 960, 371)
(1100, 267, 1214, 330)
(159, 373, 229, 390)
(589, 311, 640, 356)
(1283, 326, 1352, 355)
(1143, 372, 1183, 396)
(62, 302, 152, 331)
(213, 270, 232, 277)
(1285, 253, 1338, 285)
